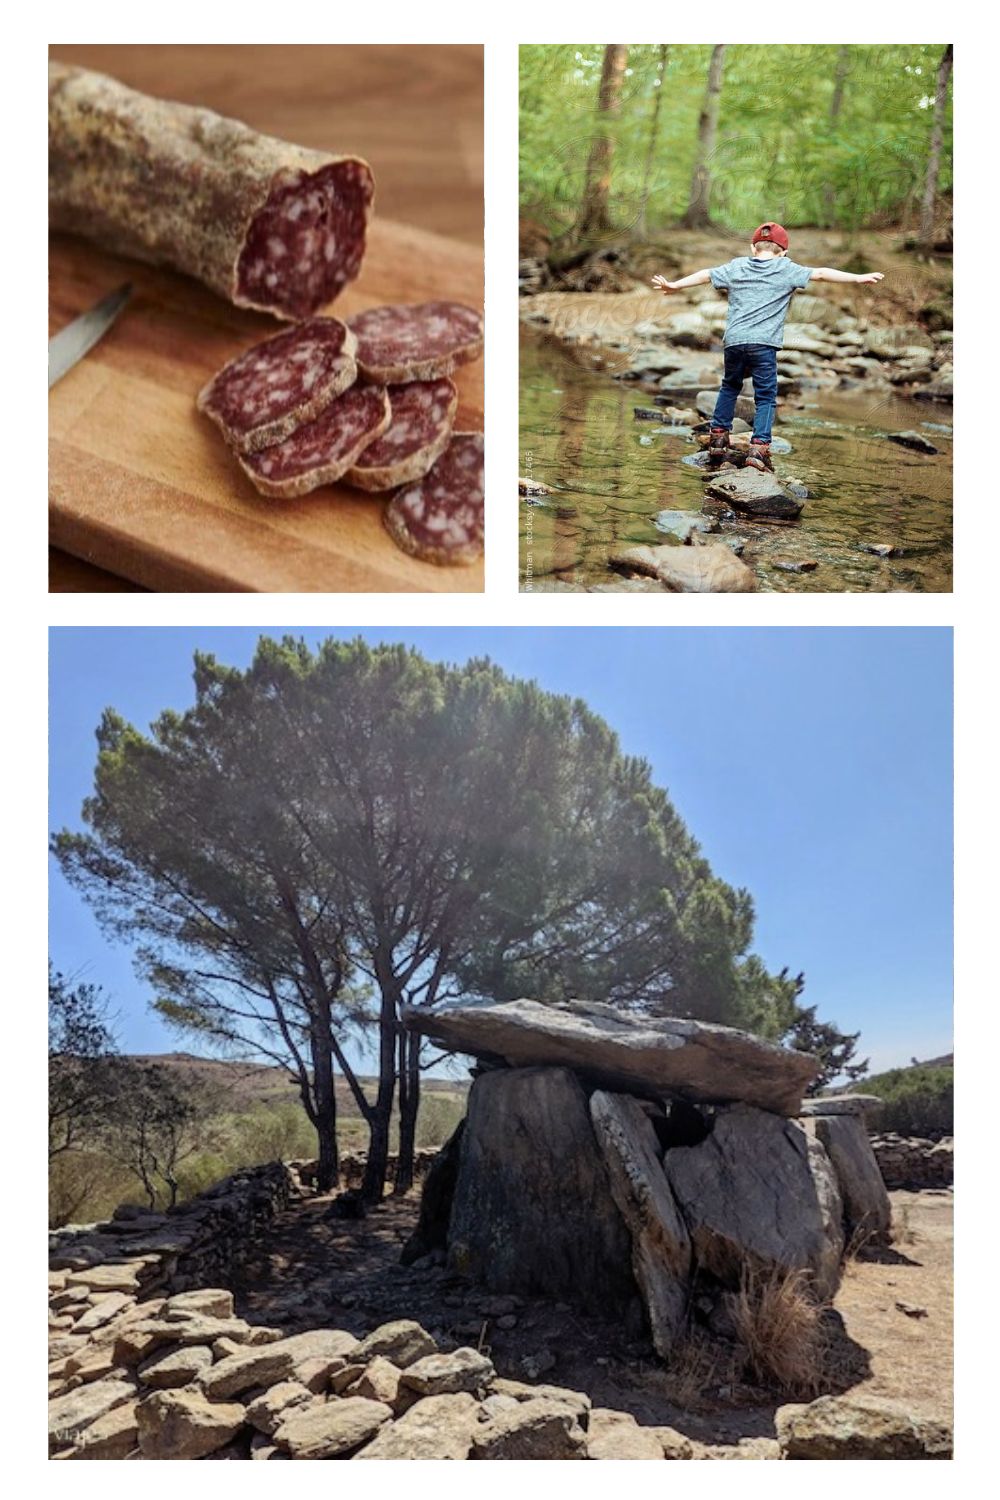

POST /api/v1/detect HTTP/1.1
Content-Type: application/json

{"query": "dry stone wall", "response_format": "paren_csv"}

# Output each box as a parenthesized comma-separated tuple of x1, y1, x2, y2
(869, 1134, 954, 1190)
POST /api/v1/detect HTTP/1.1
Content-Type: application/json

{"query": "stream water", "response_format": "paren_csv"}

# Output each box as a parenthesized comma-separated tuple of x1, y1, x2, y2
(519, 328, 953, 593)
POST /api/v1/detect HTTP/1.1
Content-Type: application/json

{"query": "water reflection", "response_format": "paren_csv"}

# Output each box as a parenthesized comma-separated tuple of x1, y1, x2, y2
(519, 328, 953, 593)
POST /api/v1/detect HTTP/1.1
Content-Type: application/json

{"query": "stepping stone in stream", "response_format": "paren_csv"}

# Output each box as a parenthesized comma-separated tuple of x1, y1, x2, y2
(704, 469, 804, 521)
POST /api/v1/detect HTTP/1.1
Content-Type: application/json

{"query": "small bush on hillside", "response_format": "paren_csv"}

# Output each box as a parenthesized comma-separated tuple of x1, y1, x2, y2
(865, 1064, 953, 1136)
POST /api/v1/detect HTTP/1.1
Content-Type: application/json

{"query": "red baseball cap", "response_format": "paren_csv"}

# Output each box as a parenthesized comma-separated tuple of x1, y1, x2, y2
(751, 222, 789, 250)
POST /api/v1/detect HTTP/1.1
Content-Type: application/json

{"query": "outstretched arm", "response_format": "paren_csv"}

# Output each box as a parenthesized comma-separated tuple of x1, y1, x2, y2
(811, 267, 884, 285)
(652, 269, 713, 293)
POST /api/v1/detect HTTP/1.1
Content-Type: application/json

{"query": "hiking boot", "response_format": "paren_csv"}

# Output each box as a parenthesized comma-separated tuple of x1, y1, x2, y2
(707, 427, 730, 465)
(746, 440, 774, 473)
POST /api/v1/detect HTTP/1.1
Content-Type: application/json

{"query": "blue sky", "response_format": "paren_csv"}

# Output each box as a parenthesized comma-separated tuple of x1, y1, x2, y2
(49, 627, 953, 1076)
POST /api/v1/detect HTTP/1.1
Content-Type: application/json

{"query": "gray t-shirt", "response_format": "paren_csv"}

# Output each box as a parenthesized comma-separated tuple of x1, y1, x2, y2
(709, 257, 814, 347)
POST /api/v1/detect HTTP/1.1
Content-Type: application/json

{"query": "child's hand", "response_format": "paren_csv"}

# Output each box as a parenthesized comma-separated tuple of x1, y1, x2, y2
(856, 272, 885, 284)
(652, 275, 677, 294)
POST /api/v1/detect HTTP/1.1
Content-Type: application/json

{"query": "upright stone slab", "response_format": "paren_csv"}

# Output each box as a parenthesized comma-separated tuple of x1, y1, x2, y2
(403, 998, 817, 1115)
(663, 1104, 845, 1301)
(445, 1067, 635, 1313)
(589, 1091, 691, 1356)
(807, 1114, 892, 1244)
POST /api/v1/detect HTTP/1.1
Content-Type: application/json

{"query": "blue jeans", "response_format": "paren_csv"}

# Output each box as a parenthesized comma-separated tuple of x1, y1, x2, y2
(711, 344, 778, 443)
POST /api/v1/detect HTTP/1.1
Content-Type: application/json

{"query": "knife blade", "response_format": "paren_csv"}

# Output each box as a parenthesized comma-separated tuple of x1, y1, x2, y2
(48, 283, 132, 389)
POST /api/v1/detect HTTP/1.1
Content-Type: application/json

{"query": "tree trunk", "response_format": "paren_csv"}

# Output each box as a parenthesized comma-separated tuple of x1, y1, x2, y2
(823, 46, 850, 228)
(681, 45, 726, 229)
(919, 45, 953, 250)
(394, 1031, 421, 1195)
(573, 45, 628, 244)
(310, 1015, 340, 1192)
(633, 45, 669, 241)
(361, 972, 398, 1203)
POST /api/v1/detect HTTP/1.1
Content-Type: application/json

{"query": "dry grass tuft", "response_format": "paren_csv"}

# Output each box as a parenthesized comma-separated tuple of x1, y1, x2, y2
(893, 1202, 918, 1245)
(726, 1264, 830, 1399)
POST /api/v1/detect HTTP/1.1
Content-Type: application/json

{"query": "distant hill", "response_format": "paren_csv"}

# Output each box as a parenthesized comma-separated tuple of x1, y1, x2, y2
(125, 1052, 468, 1118)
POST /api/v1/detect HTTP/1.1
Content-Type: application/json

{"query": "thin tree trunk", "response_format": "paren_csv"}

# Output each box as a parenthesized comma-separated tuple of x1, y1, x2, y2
(681, 44, 726, 229)
(634, 45, 669, 241)
(919, 45, 953, 249)
(361, 967, 398, 1203)
(823, 46, 850, 228)
(394, 1031, 421, 1195)
(574, 45, 628, 243)
(310, 1017, 339, 1192)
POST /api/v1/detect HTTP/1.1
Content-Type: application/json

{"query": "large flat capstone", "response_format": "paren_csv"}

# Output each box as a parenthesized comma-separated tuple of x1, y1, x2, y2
(403, 999, 817, 1116)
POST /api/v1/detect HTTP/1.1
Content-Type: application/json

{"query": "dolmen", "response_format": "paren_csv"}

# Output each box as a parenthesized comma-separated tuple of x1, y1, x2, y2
(401, 1000, 890, 1358)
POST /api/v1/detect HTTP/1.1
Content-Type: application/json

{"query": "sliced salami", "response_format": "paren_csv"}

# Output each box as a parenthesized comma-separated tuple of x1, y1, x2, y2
(345, 378, 458, 491)
(49, 63, 374, 320)
(197, 319, 358, 453)
(384, 432, 484, 566)
(348, 302, 483, 382)
(238, 386, 391, 498)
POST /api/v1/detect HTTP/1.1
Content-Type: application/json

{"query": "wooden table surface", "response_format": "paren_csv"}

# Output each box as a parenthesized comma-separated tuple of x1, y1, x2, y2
(48, 44, 483, 593)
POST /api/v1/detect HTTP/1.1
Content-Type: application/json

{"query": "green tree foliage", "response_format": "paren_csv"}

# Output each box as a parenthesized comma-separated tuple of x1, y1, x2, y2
(520, 44, 953, 243)
(100, 1061, 203, 1209)
(48, 963, 120, 1159)
(53, 636, 868, 1195)
(864, 1062, 953, 1135)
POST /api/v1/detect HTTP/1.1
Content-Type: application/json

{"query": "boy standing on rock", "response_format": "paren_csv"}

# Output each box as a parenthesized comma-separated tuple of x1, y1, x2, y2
(653, 223, 883, 471)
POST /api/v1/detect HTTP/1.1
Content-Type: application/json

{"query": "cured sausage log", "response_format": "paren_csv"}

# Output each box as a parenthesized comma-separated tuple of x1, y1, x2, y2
(197, 319, 357, 454)
(345, 378, 458, 491)
(237, 385, 390, 498)
(383, 432, 484, 565)
(348, 302, 483, 382)
(49, 62, 374, 320)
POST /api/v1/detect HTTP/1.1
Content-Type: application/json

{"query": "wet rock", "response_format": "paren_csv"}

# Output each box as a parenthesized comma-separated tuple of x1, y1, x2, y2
(589, 1091, 691, 1357)
(587, 1408, 666, 1460)
(772, 558, 817, 574)
(471, 1398, 587, 1460)
(443, 1066, 634, 1312)
(273, 1396, 392, 1459)
(782, 326, 836, 356)
(355, 1319, 436, 1369)
(704, 469, 803, 520)
(663, 1104, 845, 1301)
(401, 1347, 495, 1398)
(775, 1395, 952, 1459)
(354, 1392, 480, 1460)
(808, 1114, 892, 1244)
(136, 1388, 247, 1461)
(913, 364, 953, 401)
(610, 542, 756, 593)
(628, 348, 688, 376)
(405, 999, 818, 1113)
(652, 510, 719, 542)
(859, 543, 903, 559)
(887, 430, 939, 454)
(634, 405, 665, 421)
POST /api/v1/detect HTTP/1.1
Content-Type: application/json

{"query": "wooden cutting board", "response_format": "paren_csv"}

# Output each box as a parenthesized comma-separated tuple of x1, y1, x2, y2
(48, 223, 484, 593)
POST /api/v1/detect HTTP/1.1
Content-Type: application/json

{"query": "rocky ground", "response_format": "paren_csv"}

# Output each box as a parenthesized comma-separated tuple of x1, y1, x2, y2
(229, 1185, 952, 1451)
